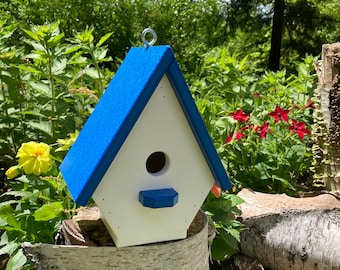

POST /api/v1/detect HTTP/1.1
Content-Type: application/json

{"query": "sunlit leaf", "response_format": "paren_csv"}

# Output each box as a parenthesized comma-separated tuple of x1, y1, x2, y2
(0, 242, 19, 256)
(27, 81, 50, 96)
(5, 248, 27, 270)
(96, 32, 113, 47)
(34, 202, 64, 221)
(22, 29, 40, 41)
(52, 58, 67, 75)
(17, 64, 42, 74)
(48, 33, 65, 47)
(84, 67, 100, 79)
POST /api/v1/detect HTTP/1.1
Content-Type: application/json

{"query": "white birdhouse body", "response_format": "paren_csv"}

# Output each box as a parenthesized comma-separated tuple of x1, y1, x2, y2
(92, 75, 214, 247)
(60, 46, 231, 247)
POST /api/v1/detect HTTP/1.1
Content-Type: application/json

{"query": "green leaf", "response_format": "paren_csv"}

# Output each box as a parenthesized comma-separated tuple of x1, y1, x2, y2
(0, 232, 9, 246)
(64, 45, 81, 54)
(93, 47, 108, 61)
(224, 228, 240, 242)
(96, 32, 113, 47)
(0, 200, 19, 210)
(0, 74, 16, 87)
(238, 55, 248, 70)
(0, 242, 20, 256)
(14, 175, 31, 183)
(211, 233, 238, 261)
(5, 215, 24, 233)
(75, 26, 94, 44)
(69, 55, 88, 65)
(22, 29, 40, 41)
(26, 120, 51, 135)
(0, 205, 15, 218)
(1, 191, 29, 198)
(2, 191, 39, 204)
(5, 248, 27, 270)
(221, 194, 244, 207)
(52, 58, 67, 75)
(34, 202, 64, 221)
(28, 41, 46, 52)
(84, 67, 100, 79)
(0, 218, 7, 227)
(27, 81, 50, 96)
(17, 64, 42, 74)
(47, 33, 65, 47)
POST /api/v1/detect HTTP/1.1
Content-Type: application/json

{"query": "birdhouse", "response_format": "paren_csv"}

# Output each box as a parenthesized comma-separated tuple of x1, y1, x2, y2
(60, 45, 231, 247)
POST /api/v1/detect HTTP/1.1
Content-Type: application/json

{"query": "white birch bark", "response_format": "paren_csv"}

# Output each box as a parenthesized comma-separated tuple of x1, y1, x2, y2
(314, 42, 340, 190)
(23, 210, 209, 270)
(238, 189, 340, 270)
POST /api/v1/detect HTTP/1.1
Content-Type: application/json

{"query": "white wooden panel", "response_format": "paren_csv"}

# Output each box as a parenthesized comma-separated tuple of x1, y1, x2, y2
(93, 75, 214, 247)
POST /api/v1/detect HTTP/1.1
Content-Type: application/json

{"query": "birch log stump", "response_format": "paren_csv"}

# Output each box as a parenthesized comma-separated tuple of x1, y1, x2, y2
(313, 42, 340, 191)
(238, 189, 340, 270)
(23, 207, 209, 270)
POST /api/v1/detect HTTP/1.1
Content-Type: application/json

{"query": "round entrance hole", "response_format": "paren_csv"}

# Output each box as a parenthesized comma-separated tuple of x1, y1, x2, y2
(146, 151, 167, 174)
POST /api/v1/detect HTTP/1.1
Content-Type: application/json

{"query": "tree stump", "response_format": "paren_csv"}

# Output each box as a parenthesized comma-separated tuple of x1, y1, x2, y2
(238, 188, 340, 270)
(313, 42, 340, 191)
(22, 208, 209, 270)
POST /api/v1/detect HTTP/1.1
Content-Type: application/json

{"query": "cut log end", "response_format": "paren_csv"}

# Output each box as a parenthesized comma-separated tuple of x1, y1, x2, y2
(238, 189, 340, 270)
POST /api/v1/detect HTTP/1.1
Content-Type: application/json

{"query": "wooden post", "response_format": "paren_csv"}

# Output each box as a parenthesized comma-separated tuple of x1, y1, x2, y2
(313, 42, 340, 191)
(23, 209, 209, 270)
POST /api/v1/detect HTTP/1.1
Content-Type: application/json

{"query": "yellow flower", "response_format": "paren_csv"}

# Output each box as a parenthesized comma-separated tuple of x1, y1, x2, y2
(56, 130, 79, 152)
(16, 142, 52, 176)
(5, 165, 21, 179)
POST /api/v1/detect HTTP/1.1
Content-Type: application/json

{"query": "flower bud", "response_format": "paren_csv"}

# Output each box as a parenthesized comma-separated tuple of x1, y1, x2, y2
(5, 165, 20, 179)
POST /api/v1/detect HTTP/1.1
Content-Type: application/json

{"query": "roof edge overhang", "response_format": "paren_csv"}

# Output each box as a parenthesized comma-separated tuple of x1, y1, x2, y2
(166, 60, 231, 191)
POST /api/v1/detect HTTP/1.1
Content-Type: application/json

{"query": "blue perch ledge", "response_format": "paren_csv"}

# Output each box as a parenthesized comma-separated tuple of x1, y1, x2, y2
(139, 188, 179, 208)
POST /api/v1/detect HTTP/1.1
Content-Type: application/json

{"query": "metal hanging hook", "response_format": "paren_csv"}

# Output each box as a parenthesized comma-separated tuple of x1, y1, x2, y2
(141, 27, 157, 48)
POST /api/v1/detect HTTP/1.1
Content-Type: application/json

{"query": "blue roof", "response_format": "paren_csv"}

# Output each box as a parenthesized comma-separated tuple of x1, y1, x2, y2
(60, 45, 231, 205)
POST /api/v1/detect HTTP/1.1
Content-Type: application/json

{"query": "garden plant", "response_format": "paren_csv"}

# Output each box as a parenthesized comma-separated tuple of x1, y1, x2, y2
(194, 48, 316, 261)
(192, 48, 316, 194)
(0, 22, 114, 269)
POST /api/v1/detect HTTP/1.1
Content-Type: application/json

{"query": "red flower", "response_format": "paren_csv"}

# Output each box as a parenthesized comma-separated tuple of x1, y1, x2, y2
(301, 99, 315, 110)
(229, 109, 250, 122)
(226, 131, 247, 143)
(256, 121, 270, 138)
(268, 105, 289, 123)
(289, 120, 311, 140)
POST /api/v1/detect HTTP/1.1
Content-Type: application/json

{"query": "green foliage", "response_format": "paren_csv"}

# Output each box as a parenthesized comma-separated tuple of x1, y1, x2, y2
(0, 22, 113, 268)
(192, 47, 317, 194)
(202, 193, 244, 261)
(0, 0, 234, 74)
(0, 21, 113, 169)
(1, 0, 339, 74)
(0, 173, 76, 269)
